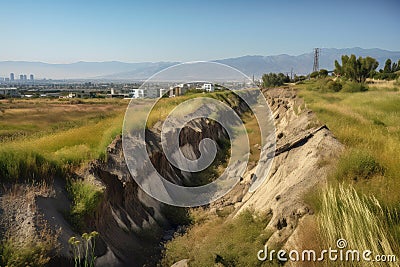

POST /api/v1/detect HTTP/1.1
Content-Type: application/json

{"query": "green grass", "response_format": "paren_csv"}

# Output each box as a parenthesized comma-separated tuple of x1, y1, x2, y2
(297, 79, 400, 265)
(67, 179, 104, 231)
(333, 149, 385, 182)
(161, 209, 277, 267)
(297, 81, 400, 204)
(0, 98, 128, 183)
(0, 151, 65, 183)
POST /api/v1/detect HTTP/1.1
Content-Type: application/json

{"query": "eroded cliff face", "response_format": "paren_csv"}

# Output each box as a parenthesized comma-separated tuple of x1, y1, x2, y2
(237, 88, 343, 248)
(89, 117, 232, 267)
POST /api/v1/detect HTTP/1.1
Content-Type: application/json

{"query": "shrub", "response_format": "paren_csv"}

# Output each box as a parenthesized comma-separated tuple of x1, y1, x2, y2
(341, 81, 368, 92)
(67, 179, 104, 230)
(334, 149, 384, 181)
(262, 72, 290, 87)
(161, 205, 192, 227)
(306, 78, 341, 92)
(319, 69, 329, 77)
(326, 80, 342, 92)
(310, 71, 319, 79)
(374, 72, 398, 81)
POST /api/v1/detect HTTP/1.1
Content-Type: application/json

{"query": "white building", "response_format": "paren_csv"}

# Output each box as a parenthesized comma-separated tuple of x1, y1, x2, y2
(159, 88, 167, 97)
(201, 83, 214, 92)
(129, 89, 144, 98)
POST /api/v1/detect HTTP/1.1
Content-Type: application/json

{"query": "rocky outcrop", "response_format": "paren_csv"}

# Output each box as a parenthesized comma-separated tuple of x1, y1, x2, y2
(236, 87, 343, 248)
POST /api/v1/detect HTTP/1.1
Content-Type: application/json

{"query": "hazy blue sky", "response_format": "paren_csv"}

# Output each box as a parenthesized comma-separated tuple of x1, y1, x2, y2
(1, 0, 399, 63)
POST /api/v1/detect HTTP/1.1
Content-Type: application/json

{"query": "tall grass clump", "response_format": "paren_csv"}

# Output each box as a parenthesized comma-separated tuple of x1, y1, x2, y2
(319, 184, 399, 266)
(0, 239, 52, 267)
(341, 81, 368, 92)
(67, 180, 104, 230)
(0, 151, 66, 183)
(0, 225, 58, 267)
(333, 149, 384, 181)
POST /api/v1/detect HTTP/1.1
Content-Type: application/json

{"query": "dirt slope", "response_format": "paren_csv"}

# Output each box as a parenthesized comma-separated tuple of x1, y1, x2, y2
(237, 87, 343, 248)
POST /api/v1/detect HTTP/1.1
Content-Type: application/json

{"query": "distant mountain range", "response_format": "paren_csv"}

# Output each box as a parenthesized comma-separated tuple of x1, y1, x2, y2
(1, 47, 399, 80)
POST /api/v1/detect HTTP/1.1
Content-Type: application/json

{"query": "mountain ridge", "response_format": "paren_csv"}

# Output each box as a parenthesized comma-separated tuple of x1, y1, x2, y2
(1, 47, 399, 80)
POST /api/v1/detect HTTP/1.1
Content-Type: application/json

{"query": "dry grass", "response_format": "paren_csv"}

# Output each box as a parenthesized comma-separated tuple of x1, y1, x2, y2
(366, 79, 398, 90)
(318, 184, 399, 266)
(0, 98, 128, 142)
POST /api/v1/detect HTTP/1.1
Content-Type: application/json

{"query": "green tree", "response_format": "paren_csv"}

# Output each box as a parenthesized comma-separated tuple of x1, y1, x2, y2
(334, 60, 342, 76)
(262, 72, 289, 87)
(359, 56, 379, 83)
(310, 71, 319, 79)
(334, 54, 378, 83)
(319, 69, 328, 77)
(383, 59, 392, 73)
(374, 58, 400, 80)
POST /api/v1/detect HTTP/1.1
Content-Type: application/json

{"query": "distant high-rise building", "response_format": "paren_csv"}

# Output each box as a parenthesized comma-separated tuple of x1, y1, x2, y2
(20, 74, 24, 80)
(30, 74, 34, 81)
(10, 73, 14, 81)
(23, 75, 27, 81)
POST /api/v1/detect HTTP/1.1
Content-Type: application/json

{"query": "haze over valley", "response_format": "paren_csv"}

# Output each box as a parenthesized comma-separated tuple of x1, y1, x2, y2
(1, 47, 400, 80)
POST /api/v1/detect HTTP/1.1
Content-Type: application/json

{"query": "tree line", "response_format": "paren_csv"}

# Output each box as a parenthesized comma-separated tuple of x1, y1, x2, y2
(334, 55, 400, 83)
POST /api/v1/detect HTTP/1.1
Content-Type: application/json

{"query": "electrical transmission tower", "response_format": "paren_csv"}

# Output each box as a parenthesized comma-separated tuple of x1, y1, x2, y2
(313, 48, 320, 72)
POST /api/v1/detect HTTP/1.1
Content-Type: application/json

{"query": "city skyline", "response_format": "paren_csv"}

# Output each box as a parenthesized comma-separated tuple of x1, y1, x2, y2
(1, 72, 34, 82)
(1, 0, 399, 64)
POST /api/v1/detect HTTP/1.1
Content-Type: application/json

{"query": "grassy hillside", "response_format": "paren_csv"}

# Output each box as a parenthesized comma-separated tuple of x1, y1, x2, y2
(0, 98, 129, 177)
(297, 79, 400, 204)
(296, 78, 400, 264)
